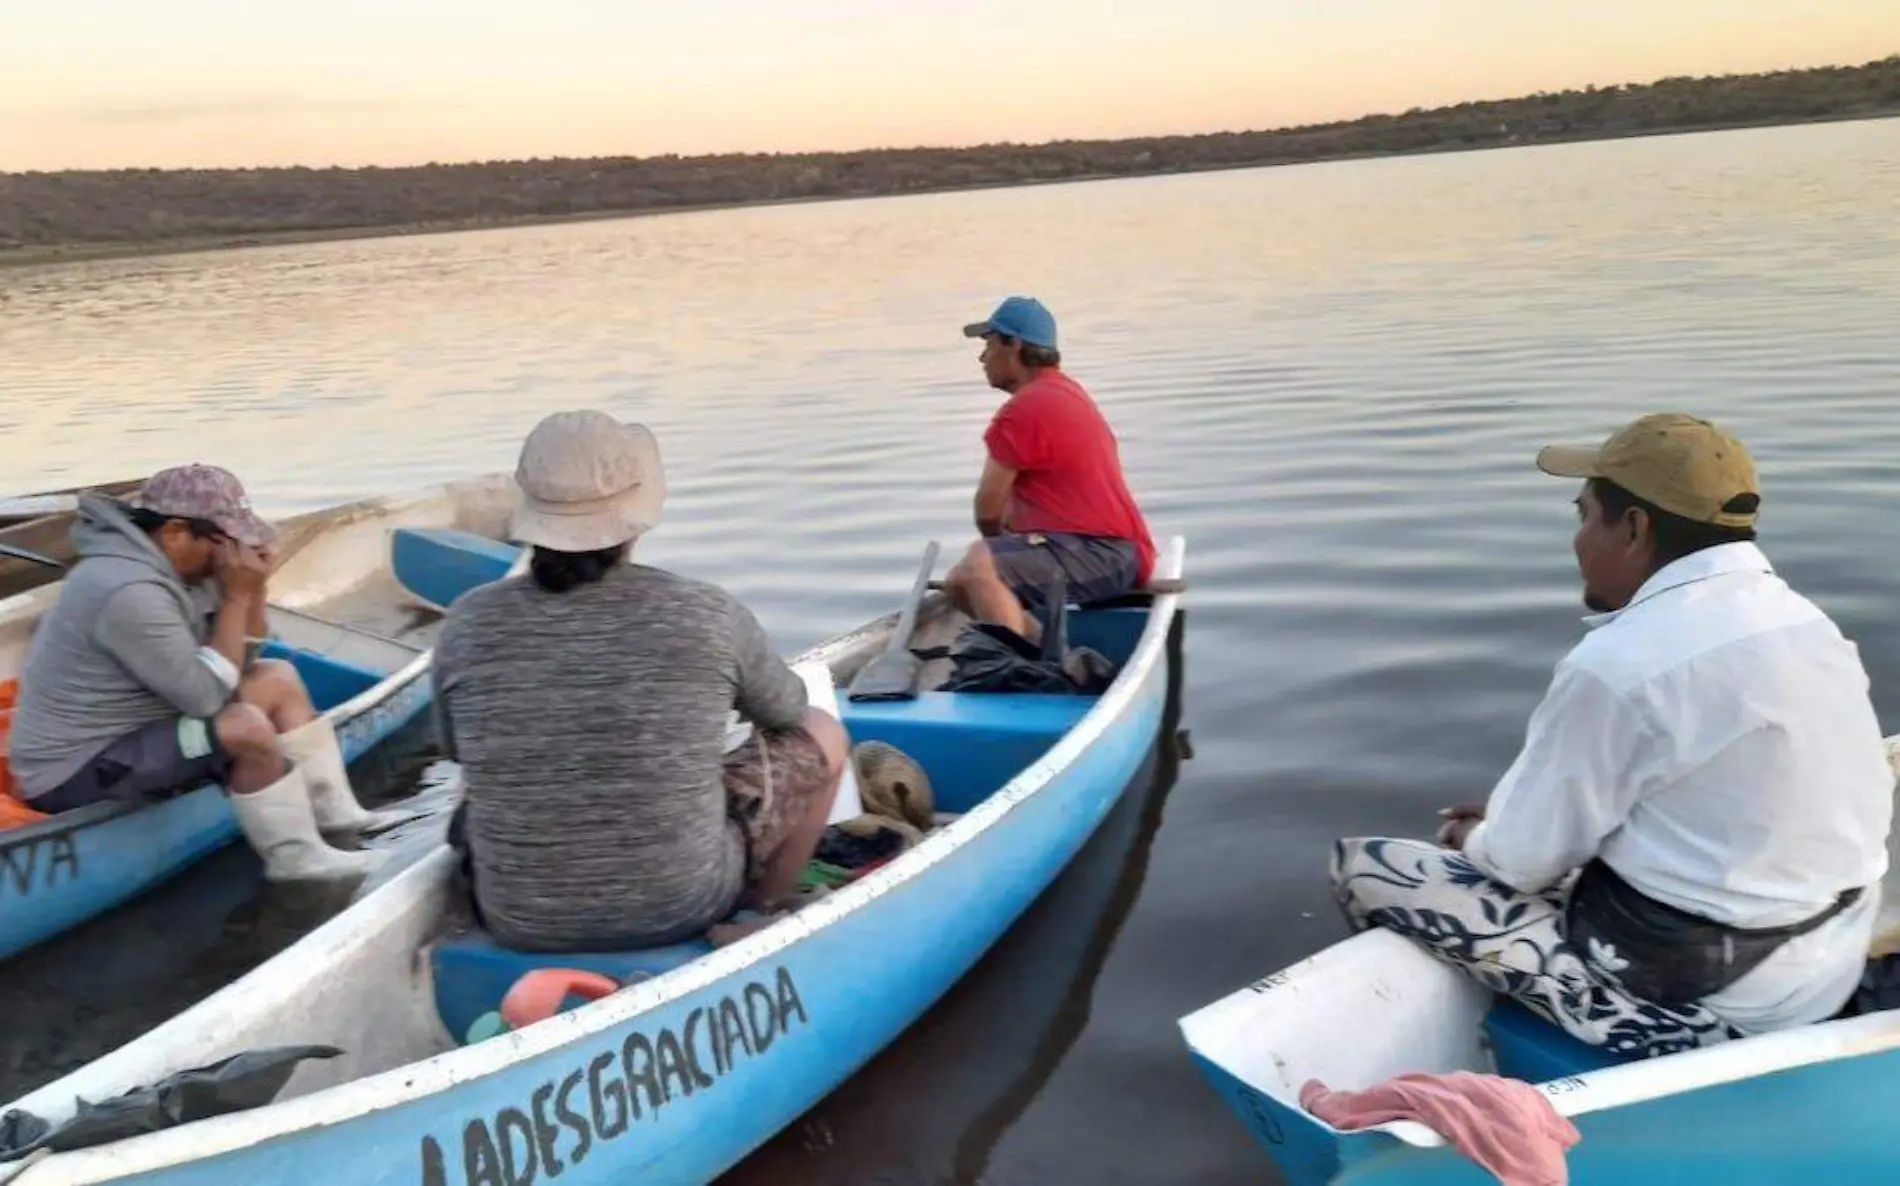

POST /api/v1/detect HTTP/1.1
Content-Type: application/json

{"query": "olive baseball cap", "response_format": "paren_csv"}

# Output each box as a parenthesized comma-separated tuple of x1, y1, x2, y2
(1536, 412, 1760, 529)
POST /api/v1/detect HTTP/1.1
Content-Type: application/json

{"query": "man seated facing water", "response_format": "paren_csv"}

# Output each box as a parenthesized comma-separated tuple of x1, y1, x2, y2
(7, 465, 394, 882)
(1332, 414, 1893, 1057)
(943, 297, 1155, 640)
(432, 410, 848, 953)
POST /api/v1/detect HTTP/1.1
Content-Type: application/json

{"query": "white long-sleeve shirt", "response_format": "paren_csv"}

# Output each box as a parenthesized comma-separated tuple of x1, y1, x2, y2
(1463, 541, 1893, 1031)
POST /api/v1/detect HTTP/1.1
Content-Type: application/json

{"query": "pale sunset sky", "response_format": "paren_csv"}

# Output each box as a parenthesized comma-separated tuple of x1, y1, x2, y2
(1, 0, 1894, 172)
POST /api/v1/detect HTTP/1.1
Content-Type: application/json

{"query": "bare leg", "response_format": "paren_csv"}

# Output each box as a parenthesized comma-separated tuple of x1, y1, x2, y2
(214, 703, 288, 794)
(235, 658, 318, 732)
(743, 708, 847, 909)
(945, 539, 1039, 642)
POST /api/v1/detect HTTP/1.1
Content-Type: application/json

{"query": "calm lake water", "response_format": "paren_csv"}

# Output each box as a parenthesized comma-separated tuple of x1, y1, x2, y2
(3, 117, 1900, 1183)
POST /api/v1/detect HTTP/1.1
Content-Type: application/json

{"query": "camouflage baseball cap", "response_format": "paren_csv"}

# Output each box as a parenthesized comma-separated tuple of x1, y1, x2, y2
(127, 464, 277, 548)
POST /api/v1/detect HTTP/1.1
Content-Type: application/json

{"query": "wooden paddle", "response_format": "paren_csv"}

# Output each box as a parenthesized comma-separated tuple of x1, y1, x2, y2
(846, 541, 942, 702)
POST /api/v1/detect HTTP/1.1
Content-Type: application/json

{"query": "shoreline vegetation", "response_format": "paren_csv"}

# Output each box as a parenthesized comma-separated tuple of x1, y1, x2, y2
(3, 55, 1896, 269)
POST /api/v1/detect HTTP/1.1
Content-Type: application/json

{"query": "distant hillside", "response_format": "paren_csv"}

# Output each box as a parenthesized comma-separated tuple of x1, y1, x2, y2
(3, 55, 1897, 263)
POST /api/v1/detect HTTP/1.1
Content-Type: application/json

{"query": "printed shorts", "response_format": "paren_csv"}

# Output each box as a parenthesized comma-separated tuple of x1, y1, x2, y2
(723, 726, 832, 883)
(1331, 836, 1739, 1059)
(29, 717, 231, 814)
(987, 532, 1140, 613)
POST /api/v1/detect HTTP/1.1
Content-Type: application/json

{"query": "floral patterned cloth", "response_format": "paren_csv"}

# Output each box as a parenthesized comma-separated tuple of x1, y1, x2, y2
(1331, 837, 1740, 1059)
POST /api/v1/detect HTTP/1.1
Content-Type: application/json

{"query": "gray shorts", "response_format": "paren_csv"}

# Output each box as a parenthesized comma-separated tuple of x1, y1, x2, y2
(988, 532, 1140, 613)
(28, 717, 231, 814)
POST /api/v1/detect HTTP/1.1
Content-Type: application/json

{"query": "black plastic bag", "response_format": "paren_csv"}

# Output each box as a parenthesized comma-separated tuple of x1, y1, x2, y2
(920, 623, 1113, 694)
(914, 569, 1119, 695)
(0, 1045, 340, 1161)
(817, 816, 918, 869)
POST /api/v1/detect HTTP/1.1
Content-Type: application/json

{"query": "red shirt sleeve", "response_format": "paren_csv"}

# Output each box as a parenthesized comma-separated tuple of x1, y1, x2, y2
(983, 394, 1050, 472)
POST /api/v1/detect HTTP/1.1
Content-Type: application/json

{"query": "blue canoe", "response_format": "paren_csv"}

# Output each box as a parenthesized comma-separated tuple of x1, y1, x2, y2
(1177, 810, 1900, 1186)
(0, 532, 1186, 1185)
(0, 475, 519, 964)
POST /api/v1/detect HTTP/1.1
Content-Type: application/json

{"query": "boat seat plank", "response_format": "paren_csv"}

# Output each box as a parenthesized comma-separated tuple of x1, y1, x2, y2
(1483, 1000, 1636, 1080)
(841, 691, 1099, 814)
(392, 527, 517, 611)
(432, 932, 714, 1043)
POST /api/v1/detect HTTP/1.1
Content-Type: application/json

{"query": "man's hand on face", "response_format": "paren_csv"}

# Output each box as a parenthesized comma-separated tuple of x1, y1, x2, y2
(216, 540, 271, 597)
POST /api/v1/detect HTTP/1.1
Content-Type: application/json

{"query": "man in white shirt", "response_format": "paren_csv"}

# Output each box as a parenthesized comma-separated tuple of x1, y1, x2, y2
(1332, 413, 1894, 1057)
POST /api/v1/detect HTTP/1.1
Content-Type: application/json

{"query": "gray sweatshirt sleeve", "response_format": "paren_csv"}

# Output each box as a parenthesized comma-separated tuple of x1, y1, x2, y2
(92, 582, 238, 720)
(730, 598, 809, 733)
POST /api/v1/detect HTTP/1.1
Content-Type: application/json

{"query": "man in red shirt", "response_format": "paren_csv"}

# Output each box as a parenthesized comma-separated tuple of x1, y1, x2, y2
(944, 296, 1155, 641)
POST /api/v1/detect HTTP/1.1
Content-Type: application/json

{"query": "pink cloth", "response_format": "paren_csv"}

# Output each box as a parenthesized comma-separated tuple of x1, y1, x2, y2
(1300, 1071, 1581, 1186)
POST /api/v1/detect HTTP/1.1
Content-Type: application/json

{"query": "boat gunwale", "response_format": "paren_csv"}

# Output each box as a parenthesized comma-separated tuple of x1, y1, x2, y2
(15, 533, 1187, 1181)
(0, 475, 507, 854)
(265, 472, 514, 554)
(1188, 993, 1900, 1153)
(0, 478, 146, 526)
(0, 472, 512, 626)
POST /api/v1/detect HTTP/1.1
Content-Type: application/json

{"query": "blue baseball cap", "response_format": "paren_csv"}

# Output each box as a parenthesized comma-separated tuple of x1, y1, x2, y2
(962, 296, 1058, 350)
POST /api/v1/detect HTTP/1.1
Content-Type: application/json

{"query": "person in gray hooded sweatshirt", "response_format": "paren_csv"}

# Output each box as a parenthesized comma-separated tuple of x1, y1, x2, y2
(7, 464, 401, 882)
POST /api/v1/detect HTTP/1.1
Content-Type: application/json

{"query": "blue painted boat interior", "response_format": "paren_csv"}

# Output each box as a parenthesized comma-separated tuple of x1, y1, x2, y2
(434, 936, 719, 1043)
(430, 602, 1152, 1045)
(258, 639, 388, 712)
(1483, 1000, 1633, 1080)
(841, 693, 1097, 814)
(1061, 606, 1146, 668)
(391, 527, 518, 609)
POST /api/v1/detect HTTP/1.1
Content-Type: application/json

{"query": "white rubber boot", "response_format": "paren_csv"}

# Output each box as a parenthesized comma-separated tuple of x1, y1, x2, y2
(281, 717, 419, 838)
(229, 765, 383, 883)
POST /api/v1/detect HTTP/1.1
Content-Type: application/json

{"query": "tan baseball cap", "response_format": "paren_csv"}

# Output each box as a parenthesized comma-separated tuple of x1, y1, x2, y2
(510, 410, 665, 552)
(1536, 412, 1760, 529)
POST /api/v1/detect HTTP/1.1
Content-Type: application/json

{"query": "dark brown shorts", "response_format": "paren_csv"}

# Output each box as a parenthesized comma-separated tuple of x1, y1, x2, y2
(723, 726, 832, 882)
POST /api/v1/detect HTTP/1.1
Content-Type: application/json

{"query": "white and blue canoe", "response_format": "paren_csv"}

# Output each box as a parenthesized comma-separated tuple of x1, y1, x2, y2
(0, 532, 1186, 1185)
(1178, 752, 1900, 1186)
(0, 475, 519, 963)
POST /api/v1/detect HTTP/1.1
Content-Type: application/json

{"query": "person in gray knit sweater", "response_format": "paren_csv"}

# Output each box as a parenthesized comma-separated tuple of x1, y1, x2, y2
(433, 410, 847, 952)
